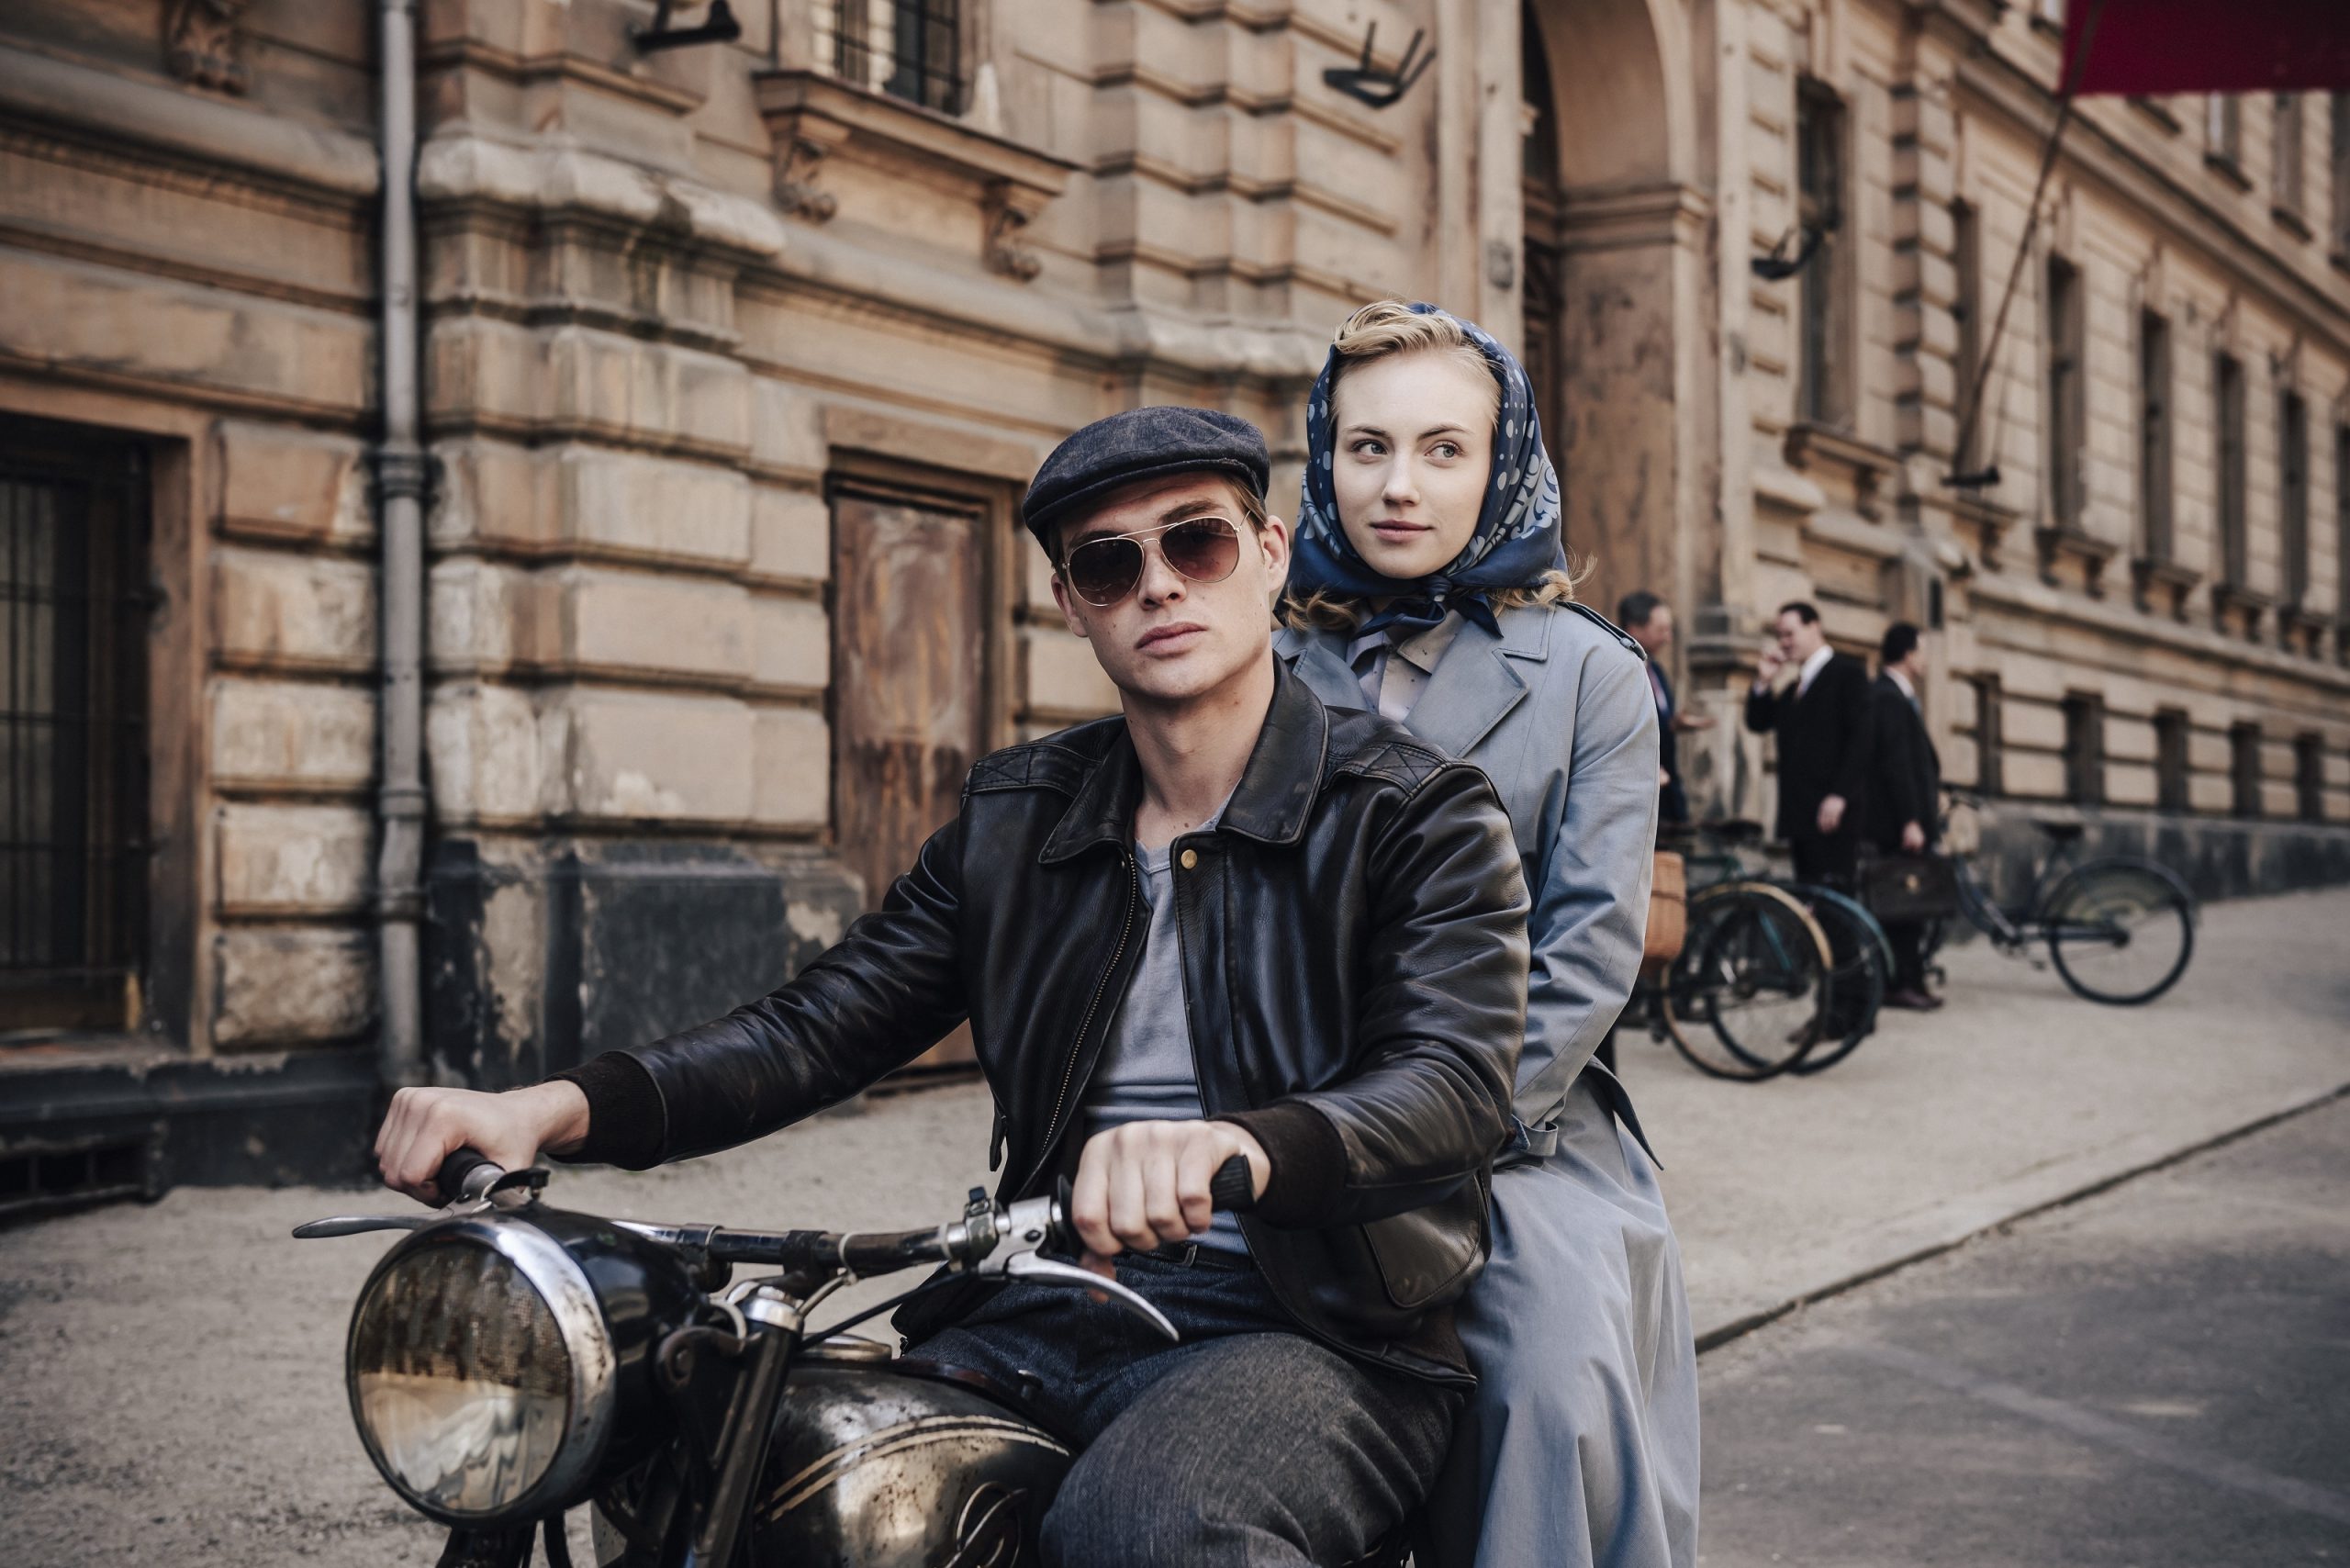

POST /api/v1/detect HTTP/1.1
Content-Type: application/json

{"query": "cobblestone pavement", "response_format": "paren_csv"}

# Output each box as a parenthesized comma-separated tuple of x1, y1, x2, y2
(3, 887, 2344, 1566)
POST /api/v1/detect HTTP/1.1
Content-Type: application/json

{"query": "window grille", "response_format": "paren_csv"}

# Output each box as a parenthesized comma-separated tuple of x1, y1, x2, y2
(822, 0, 962, 116)
(2138, 311, 2173, 563)
(1795, 82, 1847, 426)
(0, 422, 149, 1034)
(2275, 94, 2305, 214)
(2213, 353, 2247, 588)
(2279, 389, 2309, 609)
(2229, 722, 2262, 819)
(2062, 692, 2104, 806)
(2044, 255, 2086, 529)
(2154, 710, 2191, 812)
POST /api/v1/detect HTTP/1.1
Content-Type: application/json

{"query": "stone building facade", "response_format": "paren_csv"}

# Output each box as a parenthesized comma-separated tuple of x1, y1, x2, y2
(1, 0, 2344, 1193)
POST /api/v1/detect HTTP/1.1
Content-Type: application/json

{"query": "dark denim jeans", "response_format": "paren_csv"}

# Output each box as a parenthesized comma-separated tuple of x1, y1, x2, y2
(909, 1249, 1458, 1567)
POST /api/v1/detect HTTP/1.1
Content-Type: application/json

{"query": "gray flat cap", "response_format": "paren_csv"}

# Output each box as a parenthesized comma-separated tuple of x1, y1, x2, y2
(1022, 406, 1270, 552)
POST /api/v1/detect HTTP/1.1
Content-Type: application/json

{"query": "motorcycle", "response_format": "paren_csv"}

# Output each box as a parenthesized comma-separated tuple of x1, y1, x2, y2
(294, 1147, 1257, 1567)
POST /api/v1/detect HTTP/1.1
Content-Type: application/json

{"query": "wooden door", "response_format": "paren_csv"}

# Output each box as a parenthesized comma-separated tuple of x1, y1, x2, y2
(831, 485, 988, 1067)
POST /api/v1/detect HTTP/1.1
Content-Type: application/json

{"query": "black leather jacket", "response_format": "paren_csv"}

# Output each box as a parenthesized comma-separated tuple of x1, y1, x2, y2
(559, 662, 1530, 1383)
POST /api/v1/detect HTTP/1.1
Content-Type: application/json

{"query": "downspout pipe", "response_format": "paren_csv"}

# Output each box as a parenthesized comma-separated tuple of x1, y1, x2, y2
(375, 0, 428, 1091)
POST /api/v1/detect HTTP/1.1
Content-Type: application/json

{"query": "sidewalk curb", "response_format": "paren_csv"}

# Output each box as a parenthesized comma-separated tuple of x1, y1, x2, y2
(1692, 1079, 2350, 1356)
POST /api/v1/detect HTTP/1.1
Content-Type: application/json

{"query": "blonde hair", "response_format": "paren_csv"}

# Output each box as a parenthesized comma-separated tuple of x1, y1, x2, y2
(1280, 300, 1581, 632)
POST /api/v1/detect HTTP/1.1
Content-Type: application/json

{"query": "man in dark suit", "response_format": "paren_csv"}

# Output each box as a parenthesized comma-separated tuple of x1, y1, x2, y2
(1742, 600, 1874, 887)
(1864, 622, 1942, 1010)
(1619, 590, 1715, 826)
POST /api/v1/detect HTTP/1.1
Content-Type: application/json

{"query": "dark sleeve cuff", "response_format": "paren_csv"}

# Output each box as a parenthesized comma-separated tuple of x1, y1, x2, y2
(548, 1051, 667, 1172)
(1214, 1100, 1347, 1226)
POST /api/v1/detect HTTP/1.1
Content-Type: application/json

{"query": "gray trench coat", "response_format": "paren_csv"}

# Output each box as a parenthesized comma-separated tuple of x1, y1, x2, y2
(1277, 604, 1700, 1568)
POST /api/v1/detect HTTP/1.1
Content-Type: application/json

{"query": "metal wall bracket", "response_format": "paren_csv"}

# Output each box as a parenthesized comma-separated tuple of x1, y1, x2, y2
(635, 0, 742, 54)
(1323, 23, 1433, 110)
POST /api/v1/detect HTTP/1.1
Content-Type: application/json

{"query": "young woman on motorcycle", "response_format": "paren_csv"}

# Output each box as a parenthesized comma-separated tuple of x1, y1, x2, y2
(1277, 301, 1700, 1568)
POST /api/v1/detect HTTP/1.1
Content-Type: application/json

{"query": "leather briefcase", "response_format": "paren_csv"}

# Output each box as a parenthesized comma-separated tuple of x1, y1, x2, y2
(1642, 849, 1687, 971)
(1859, 850, 1958, 924)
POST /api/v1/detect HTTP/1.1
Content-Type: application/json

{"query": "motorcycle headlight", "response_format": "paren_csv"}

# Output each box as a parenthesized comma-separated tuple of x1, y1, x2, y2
(346, 1216, 615, 1525)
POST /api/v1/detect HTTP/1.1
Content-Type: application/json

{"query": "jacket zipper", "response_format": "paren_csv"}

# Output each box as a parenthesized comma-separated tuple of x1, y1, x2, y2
(1021, 847, 1140, 1192)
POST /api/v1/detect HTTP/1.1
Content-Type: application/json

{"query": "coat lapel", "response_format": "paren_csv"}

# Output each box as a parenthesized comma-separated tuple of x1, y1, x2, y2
(1278, 626, 1365, 713)
(1397, 613, 1531, 758)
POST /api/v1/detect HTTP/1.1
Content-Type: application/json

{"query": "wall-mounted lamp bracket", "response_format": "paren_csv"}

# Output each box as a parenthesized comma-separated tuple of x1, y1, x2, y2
(1323, 23, 1434, 110)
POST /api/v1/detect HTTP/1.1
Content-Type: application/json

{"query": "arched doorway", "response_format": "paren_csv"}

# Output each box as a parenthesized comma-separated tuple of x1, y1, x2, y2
(1520, 0, 1695, 629)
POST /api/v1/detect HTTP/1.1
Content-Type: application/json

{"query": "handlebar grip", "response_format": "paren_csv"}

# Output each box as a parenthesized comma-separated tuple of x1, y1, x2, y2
(435, 1147, 499, 1204)
(1210, 1154, 1258, 1215)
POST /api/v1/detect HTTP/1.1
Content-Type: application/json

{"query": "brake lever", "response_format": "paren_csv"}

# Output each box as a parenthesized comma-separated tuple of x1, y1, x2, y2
(290, 1166, 548, 1240)
(998, 1251, 1179, 1342)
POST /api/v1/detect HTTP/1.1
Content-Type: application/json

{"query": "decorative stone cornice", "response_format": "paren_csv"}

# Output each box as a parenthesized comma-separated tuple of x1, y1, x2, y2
(415, 134, 788, 263)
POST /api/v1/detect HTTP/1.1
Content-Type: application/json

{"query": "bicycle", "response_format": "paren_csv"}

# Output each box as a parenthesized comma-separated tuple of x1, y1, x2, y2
(1679, 822, 1893, 1077)
(1917, 787, 2199, 1005)
(1626, 823, 1835, 1081)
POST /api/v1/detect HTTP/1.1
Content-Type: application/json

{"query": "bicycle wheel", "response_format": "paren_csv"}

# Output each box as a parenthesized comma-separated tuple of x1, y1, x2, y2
(1663, 883, 1831, 1081)
(1781, 885, 1892, 1074)
(2041, 859, 2196, 1005)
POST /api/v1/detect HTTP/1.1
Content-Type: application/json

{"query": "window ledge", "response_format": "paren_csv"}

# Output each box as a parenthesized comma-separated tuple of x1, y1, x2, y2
(2132, 555, 2201, 621)
(2278, 602, 2331, 655)
(2272, 204, 2312, 241)
(1784, 422, 1902, 520)
(1950, 490, 2021, 572)
(2203, 151, 2252, 190)
(2128, 95, 2181, 133)
(755, 69, 1074, 276)
(2211, 580, 2273, 639)
(2036, 524, 2120, 596)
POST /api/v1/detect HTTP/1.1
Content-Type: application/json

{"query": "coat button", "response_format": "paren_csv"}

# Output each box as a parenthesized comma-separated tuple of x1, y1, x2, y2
(1180, 849, 1198, 869)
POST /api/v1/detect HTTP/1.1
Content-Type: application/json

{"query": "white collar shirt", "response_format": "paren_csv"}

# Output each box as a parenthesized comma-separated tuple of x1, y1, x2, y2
(1886, 666, 1917, 705)
(1795, 642, 1834, 699)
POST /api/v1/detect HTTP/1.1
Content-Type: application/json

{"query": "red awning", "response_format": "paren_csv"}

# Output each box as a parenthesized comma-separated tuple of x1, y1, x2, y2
(2063, 0, 2350, 96)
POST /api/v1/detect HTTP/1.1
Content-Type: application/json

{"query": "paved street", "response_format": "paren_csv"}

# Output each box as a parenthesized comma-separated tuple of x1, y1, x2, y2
(1698, 1093, 2350, 1567)
(1, 886, 2344, 1566)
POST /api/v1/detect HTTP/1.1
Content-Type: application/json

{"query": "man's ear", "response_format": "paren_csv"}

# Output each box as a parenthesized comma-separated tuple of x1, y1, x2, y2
(1048, 571, 1092, 641)
(1255, 514, 1292, 583)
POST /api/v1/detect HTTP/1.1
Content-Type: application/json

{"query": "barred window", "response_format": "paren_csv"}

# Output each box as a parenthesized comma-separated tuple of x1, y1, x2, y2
(2214, 353, 2247, 588)
(1796, 81, 1849, 427)
(2230, 722, 2262, 819)
(823, 0, 962, 116)
(2045, 255, 2086, 530)
(2296, 734, 2324, 823)
(2138, 310, 2173, 563)
(2154, 710, 2191, 812)
(2062, 691, 2104, 806)
(2280, 388, 2309, 609)
(1, 420, 149, 1034)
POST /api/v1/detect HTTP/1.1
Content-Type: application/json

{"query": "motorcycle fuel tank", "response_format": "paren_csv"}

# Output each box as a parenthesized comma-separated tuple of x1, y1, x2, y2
(746, 1353, 1071, 1568)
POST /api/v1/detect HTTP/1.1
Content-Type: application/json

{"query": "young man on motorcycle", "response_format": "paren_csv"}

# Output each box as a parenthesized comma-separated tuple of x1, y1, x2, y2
(375, 407, 1532, 1567)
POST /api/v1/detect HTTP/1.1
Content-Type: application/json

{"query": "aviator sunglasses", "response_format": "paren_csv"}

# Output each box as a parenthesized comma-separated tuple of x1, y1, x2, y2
(1059, 514, 1244, 607)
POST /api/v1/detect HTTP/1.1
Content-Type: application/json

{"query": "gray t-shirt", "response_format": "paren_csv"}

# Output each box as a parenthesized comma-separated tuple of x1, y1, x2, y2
(1080, 836, 1250, 1254)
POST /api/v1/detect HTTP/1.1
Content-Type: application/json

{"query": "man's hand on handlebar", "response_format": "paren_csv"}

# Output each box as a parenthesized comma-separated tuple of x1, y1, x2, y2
(1069, 1119, 1269, 1277)
(375, 1081, 591, 1205)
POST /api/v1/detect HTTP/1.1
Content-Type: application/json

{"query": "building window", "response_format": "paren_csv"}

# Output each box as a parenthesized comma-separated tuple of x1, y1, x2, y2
(1952, 200, 1984, 469)
(2332, 94, 2350, 255)
(824, 0, 963, 115)
(1, 421, 149, 1034)
(2274, 93, 2305, 217)
(1796, 81, 1848, 427)
(2207, 95, 2243, 172)
(2214, 353, 2248, 588)
(2138, 310, 2174, 562)
(2280, 388, 2310, 609)
(2062, 692, 2105, 806)
(2230, 722, 2263, 818)
(2297, 734, 2325, 823)
(1972, 675, 2003, 796)
(2154, 709, 2192, 812)
(2045, 255, 2087, 530)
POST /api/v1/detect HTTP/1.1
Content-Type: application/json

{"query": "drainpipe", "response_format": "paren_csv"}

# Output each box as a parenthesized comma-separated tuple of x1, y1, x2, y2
(375, 0, 428, 1091)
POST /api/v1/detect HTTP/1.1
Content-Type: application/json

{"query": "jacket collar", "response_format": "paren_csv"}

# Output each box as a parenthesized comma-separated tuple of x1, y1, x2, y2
(1277, 605, 1549, 758)
(1039, 658, 1331, 864)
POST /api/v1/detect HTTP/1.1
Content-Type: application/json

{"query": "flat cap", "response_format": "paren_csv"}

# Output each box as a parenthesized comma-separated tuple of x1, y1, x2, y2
(1023, 406, 1270, 552)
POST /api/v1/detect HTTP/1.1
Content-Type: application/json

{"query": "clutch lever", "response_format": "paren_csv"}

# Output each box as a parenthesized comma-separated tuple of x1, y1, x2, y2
(291, 1159, 548, 1240)
(995, 1250, 1179, 1342)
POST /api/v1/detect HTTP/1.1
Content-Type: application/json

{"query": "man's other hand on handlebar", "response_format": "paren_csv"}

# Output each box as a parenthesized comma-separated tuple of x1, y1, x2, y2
(1069, 1119, 1269, 1278)
(375, 1082, 591, 1205)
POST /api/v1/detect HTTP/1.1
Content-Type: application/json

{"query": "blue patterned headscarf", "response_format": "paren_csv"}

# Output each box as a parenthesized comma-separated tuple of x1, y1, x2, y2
(1289, 303, 1565, 638)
